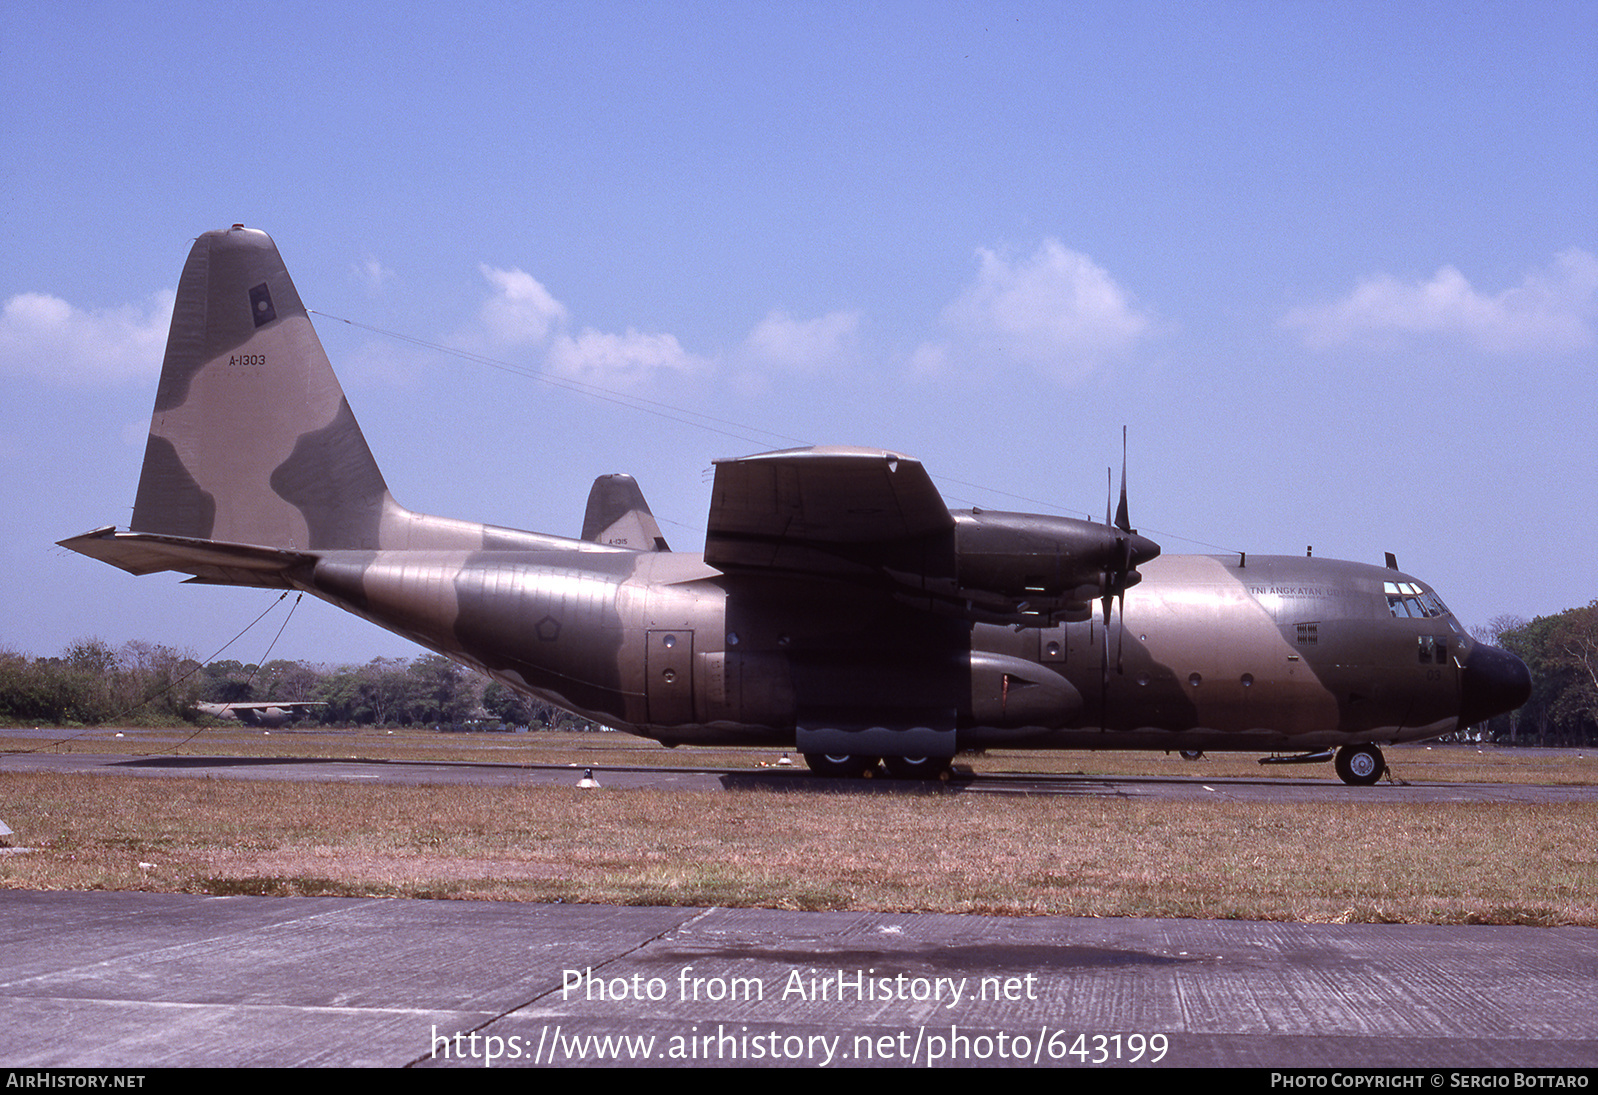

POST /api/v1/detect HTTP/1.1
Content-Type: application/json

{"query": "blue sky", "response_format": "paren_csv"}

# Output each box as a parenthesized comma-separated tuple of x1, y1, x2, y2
(3, 0, 1594, 665)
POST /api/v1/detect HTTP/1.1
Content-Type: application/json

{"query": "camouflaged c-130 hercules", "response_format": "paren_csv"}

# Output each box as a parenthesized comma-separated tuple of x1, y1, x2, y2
(60, 227, 1532, 784)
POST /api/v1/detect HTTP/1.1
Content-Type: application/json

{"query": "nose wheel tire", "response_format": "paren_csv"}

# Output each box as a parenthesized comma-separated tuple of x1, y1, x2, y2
(802, 753, 882, 779)
(1334, 744, 1385, 786)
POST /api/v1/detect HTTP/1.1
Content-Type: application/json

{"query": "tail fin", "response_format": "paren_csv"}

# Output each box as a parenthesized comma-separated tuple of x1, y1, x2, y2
(66, 226, 584, 583)
(130, 226, 389, 550)
(581, 474, 670, 551)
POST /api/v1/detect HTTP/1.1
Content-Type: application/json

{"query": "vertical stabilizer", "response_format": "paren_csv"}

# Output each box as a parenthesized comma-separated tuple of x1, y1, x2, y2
(581, 474, 670, 551)
(131, 226, 389, 550)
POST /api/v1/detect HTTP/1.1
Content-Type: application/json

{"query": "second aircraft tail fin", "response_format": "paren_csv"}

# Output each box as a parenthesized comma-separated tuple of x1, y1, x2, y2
(581, 474, 670, 551)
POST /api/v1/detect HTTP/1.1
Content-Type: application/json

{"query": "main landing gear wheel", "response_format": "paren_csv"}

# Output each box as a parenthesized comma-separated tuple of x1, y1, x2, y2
(880, 755, 953, 781)
(1334, 744, 1386, 786)
(802, 753, 882, 779)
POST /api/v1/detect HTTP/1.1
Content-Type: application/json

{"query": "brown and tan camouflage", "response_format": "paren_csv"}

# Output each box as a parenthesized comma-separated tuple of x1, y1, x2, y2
(60, 227, 1531, 784)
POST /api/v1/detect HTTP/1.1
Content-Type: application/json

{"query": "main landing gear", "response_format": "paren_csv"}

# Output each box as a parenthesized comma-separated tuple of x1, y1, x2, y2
(880, 755, 954, 781)
(802, 754, 954, 781)
(1334, 744, 1386, 787)
(801, 753, 881, 779)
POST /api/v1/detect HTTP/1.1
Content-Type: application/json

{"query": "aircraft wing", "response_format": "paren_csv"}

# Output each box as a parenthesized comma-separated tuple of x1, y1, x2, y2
(704, 447, 954, 577)
(57, 527, 315, 588)
(704, 446, 1161, 627)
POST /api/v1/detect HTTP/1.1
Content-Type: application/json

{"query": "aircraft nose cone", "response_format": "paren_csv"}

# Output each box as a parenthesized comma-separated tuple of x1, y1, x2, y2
(1459, 642, 1532, 727)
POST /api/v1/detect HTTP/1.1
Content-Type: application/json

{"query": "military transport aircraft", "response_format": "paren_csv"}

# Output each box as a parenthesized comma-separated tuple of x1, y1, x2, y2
(60, 227, 1532, 785)
(193, 701, 327, 728)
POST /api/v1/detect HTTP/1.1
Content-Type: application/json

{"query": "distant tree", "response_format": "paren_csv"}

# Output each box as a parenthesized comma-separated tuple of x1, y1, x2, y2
(0, 648, 80, 724)
(116, 640, 203, 722)
(1546, 603, 1598, 737)
(481, 681, 535, 727)
(55, 638, 121, 723)
(201, 659, 257, 703)
(407, 654, 477, 726)
(1497, 604, 1598, 746)
(316, 665, 371, 725)
(260, 658, 320, 703)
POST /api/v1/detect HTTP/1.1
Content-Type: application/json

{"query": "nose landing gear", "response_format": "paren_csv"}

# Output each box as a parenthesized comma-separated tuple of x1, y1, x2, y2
(1334, 744, 1386, 786)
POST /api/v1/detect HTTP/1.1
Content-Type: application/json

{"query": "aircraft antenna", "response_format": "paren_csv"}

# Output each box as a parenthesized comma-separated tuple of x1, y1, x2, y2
(311, 311, 809, 449)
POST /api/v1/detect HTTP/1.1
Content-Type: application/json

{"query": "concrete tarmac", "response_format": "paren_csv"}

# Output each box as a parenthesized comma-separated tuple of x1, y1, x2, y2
(0, 889, 1594, 1068)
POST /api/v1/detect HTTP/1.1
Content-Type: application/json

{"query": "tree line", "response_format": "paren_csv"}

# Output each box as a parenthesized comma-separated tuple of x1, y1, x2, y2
(1480, 601, 1598, 746)
(0, 640, 593, 730)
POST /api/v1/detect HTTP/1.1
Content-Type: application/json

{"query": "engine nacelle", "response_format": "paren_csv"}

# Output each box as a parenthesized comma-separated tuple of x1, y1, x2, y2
(939, 510, 1158, 622)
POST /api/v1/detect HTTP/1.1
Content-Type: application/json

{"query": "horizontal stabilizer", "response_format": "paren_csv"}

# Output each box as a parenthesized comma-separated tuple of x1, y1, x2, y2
(57, 527, 315, 588)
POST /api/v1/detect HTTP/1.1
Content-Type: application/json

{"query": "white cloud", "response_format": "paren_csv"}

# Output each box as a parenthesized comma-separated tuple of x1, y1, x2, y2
(1282, 249, 1598, 354)
(475, 265, 712, 388)
(354, 256, 395, 295)
(912, 240, 1155, 384)
(478, 265, 568, 345)
(545, 328, 708, 387)
(0, 289, 174, 385)
(741, 308, 861, 372)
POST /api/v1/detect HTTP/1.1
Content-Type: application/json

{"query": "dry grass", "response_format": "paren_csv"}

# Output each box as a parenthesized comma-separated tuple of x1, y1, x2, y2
(1, 769, 1592, 925)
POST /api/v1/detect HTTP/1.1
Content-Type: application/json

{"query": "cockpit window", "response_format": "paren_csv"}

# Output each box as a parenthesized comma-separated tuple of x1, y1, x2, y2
(1385, 582, 1449, 619)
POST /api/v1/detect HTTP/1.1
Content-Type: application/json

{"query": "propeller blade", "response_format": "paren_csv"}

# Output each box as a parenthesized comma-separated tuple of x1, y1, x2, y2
(1114, 425, 1131, 533)
(1099, 429, 1142, 714)
(1099, 598, 1110, 720)
(1113, 429, 1135, 672)
(1116, 563, 1132, 674)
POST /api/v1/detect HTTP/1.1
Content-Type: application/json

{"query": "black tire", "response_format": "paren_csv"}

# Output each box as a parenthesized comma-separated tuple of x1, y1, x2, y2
(803, 753, 881, 779)
(880, 755, 952, 781)
(1334, 744, 1385, 786)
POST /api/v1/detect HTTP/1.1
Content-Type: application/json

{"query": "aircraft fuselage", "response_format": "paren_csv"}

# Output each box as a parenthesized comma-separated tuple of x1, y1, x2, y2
(296, 542, 1499, 756)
